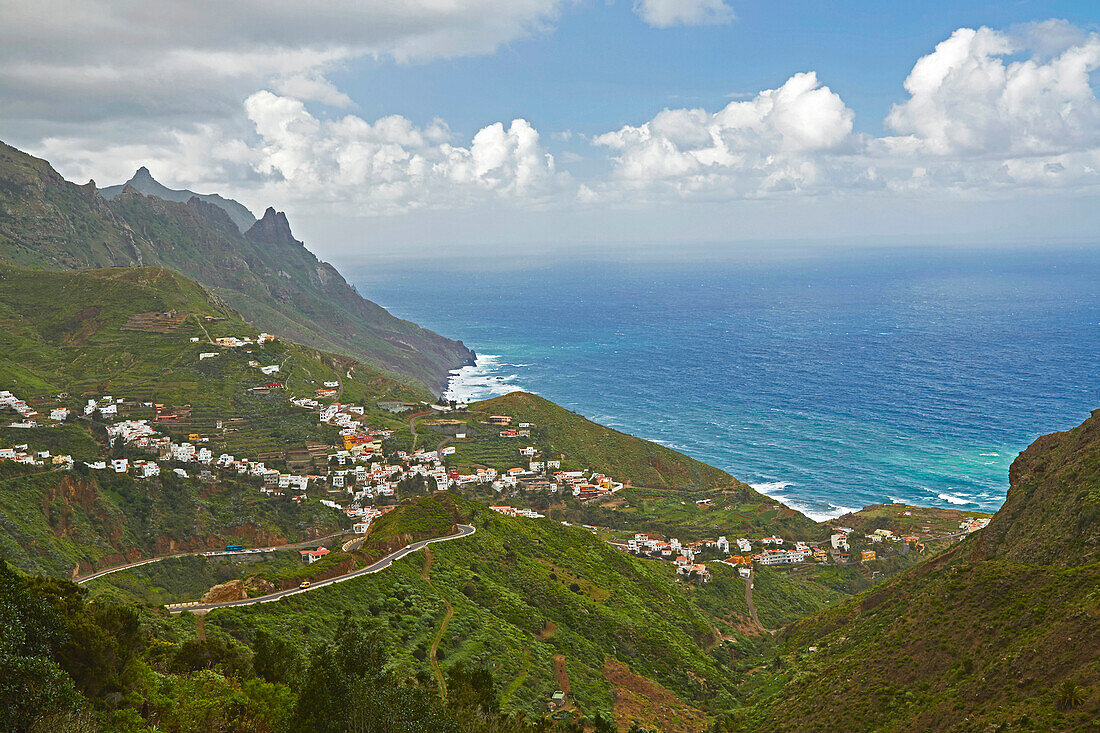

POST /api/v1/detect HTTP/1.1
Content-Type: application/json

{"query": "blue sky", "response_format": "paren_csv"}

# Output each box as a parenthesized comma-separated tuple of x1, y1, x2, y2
(339, 1, 1100, 137)
(2, 0, 1099, 256)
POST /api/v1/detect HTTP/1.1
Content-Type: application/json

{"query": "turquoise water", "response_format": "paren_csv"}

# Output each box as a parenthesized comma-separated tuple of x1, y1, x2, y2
(352, 246, 1100, 519)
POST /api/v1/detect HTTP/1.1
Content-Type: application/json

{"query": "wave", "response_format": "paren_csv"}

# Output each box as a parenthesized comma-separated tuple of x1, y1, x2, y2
(750, 480, 794, 494)
(444, 355, 525, 402)
(937, 492, 972, 505)
(750, 480, 855, 521)
(979, 452, 1001, 457)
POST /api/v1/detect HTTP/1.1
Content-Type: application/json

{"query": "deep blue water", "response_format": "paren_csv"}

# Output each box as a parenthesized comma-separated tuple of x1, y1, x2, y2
(351, 246, 1100, 519)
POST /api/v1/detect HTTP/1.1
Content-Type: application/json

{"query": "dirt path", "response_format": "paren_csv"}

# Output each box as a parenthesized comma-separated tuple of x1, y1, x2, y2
(192, 315, 215, 345)
(423, 548, 453, 697)
(745, 568, 774, 634)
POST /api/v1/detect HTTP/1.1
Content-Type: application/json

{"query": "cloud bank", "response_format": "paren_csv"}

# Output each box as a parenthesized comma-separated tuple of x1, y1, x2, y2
(7, 11, 1100, 222)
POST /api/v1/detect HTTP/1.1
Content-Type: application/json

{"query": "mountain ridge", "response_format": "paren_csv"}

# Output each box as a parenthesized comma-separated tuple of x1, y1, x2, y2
(100, 166, 257, 232)
(0, 140, 474, 393)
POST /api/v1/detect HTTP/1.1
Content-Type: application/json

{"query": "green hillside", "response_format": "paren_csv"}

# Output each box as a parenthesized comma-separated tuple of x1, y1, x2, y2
(0, 264, 424, 412)
(467, 392, 738, 490)
(726, 409, 1100, 732)
(0, 141, 473, 392)
(0, 466, 345, 579)
(201, 494, 841, 729)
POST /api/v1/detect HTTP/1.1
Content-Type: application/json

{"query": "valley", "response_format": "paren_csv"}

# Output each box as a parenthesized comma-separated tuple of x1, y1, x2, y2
(0, 139, 1096, 732)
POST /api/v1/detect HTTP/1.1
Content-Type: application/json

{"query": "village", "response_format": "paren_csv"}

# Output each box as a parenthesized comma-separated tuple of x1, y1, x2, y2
(3, 383, 992, 572)
(2, 379, 632, 542)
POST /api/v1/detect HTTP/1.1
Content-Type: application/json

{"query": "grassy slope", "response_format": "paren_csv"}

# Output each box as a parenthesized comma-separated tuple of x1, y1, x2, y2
(736, 409, 1100, 732)
(468, 392, 739, 491)
(0, 140, 472, 393)
(0, 467, 345, 578)
(204, 494, 824, 725)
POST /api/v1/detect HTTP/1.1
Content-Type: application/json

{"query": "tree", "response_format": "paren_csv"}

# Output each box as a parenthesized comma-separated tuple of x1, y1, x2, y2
(0, 560, 84, 731)
(252, 630, 304, 687)
(291, 613, 457, 733)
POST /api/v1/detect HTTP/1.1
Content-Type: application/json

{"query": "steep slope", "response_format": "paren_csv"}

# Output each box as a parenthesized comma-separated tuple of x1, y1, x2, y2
(733, 410, 1100, 732)
(0, 141, 473, 392)
(99, 166, 257, 232)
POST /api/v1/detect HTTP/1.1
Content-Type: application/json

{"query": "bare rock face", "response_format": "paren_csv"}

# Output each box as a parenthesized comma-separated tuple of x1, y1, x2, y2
(200, 576, 276, 603)
(246, 207, 302, 248)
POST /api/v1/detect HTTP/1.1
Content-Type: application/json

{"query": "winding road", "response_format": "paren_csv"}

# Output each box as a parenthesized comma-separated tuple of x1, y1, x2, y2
(168, 524, 476, 614)
(74, 531, 352, 585)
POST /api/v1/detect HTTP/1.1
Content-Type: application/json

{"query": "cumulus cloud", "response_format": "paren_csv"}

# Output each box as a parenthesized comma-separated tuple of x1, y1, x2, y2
(14, 15, 1100, 223)
(274, 74, 355, 109)
(634, 0, 735, 28)
(593, 72, 853, 195)
(882, 25, 1100, 157)
(590, 21, 1100, 201)
(236, 91, 557, 212)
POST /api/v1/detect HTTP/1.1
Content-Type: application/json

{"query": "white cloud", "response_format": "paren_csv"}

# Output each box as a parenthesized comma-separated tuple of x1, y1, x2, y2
(882, 25, 1100, 157)
(237, 91, 558, 213)
(590, 21, 1100, 202)
(0, 0, 564, 133)
(593, 71, 853, 195)
(634, 0, 735, 28)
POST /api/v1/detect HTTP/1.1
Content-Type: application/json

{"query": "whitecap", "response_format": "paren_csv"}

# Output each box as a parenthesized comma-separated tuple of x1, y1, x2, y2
(750, 480, 794, 494)
(444, 355, 525, 401)
(937, 492, 971, 505)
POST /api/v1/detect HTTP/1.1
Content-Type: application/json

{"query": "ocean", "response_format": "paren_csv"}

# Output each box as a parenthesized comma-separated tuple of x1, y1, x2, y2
(352, 245, 1100, 520)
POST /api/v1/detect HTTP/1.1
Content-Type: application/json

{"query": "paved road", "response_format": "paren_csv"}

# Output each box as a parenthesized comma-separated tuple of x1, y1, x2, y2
(169, 524, 476, 614)
(75, 531, 351, 584)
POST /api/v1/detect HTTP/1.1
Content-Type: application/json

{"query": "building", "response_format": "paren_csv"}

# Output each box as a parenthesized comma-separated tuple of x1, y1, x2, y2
(488, 415, 512, 426)
(299, 546, 330, 564)
(861, 550, 877, 562)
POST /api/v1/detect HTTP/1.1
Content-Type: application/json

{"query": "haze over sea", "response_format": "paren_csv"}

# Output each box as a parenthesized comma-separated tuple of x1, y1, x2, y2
(354, 245, 1100, 520)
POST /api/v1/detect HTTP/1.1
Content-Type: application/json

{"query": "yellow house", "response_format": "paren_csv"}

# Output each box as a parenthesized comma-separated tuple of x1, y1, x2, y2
(861, 550, 876, 562)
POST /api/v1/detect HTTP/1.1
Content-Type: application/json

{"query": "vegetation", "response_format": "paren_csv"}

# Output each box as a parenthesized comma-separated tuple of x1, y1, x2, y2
(465, 392, 735, 490)
(0, 558, 601, 732)
(724, 409, 1100, 732)
(0, 140, 472, 392)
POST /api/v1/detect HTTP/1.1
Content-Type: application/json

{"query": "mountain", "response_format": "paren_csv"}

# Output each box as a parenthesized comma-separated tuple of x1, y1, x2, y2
(99, 166, 257, 232)
(0, 140, 474, 393)
(728, 409, 1100, 732)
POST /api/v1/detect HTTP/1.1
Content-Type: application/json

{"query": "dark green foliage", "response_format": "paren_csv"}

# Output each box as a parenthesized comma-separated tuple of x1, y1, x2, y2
(252, 630, 304, 687)
(0, 561, 84, 731)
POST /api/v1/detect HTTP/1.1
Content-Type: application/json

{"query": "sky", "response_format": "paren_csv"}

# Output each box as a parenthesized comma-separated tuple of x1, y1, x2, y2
(2, 0, 1100, 260)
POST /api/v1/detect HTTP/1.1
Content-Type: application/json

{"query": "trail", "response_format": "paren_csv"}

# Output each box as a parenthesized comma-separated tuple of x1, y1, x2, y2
(192, 315, 215, 345)
(745, 567, 774, 634)
(423, 547, 454, 698)
(408, 410, 430, 449)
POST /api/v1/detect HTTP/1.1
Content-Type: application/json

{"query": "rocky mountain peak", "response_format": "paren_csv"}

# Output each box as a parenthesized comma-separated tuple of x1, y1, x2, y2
(246, 207, 302, 247)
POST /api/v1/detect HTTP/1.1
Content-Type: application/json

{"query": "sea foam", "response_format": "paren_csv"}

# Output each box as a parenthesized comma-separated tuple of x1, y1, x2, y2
(444, 355, 523, 402)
